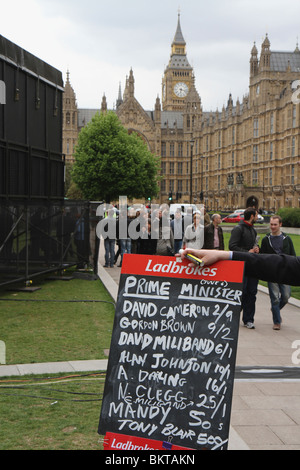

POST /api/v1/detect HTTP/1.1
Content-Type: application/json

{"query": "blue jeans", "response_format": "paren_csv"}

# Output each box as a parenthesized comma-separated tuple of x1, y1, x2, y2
(268, 282, 291, 325)
(174, 240, 183, 254)
(104, 239, 115, 267)
(120, 238, 131, 263)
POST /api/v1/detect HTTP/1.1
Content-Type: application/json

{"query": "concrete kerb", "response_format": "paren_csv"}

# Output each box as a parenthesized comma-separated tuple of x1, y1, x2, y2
(258, 283, 300, 308)
(0, 360, 109, 377)
(97, 262, 118, 303)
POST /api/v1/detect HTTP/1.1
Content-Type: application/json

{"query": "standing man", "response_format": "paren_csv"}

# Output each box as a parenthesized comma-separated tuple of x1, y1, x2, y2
(171, 209, 184, 253)
(261, 215, 296, 330)
(183, 212, 204, 249)
(155, 206, 174, 256)
(203, 214, 224, 250)
(229, 207, 259, 329)
(117, 209, 131, 268)
(102, 209, 116, 268)
(203, 207, 211, 226)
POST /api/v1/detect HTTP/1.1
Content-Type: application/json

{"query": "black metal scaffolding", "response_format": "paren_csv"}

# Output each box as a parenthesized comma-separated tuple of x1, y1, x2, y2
(0, 200, 93, 288)
(0, 36, 101, 288)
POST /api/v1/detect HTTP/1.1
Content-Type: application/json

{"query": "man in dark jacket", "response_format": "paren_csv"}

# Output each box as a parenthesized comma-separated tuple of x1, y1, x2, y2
(203, 214, 224, 250)
(261, 215, 296, 330)
(229, 208, 259, 329)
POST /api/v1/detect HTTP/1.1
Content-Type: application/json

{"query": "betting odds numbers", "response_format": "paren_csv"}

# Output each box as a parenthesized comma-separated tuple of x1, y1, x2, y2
(98, 254, 244, 450)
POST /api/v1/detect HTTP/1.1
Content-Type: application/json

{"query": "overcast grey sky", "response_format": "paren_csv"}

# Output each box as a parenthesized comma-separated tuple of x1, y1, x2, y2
(1, 0, 300, 111)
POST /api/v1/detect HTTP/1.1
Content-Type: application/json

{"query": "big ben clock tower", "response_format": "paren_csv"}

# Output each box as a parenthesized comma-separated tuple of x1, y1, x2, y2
(162, 13, 194, 111)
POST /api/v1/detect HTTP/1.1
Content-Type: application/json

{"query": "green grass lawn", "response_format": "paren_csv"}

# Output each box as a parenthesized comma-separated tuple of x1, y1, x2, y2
(0, 372, 105, 450)
(0, 274, 115, 365)
(0, 273, 114, 450)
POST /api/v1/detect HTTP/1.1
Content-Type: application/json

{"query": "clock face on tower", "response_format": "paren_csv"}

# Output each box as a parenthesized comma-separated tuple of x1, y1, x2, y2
(174, 82, 189, 98)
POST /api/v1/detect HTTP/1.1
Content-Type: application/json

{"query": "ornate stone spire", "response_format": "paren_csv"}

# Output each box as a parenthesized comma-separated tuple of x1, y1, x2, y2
(172, 12, 186, 46)
(260, 34, 271, 70)
(250, 42, 259, 76)
(124, 69, 135, 99)
(101, 94, 107, 113)
(185, 74, 201, 109)
(128, 69, 135, 98)
(116, 82, 123, 109)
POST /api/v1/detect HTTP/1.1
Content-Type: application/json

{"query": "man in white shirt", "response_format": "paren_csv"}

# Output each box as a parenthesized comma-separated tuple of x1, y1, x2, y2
(183, 212, 204, 249)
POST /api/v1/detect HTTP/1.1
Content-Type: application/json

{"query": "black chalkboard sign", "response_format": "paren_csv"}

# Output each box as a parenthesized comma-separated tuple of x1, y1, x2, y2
(98, 254, 244, 450)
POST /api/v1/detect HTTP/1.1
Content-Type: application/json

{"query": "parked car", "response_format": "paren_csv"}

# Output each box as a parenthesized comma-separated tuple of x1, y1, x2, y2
(222, 211, 264, 224)
(222, 213, 244, 223)
(169, 203, 199, 218)
(233, 209, 246, 214)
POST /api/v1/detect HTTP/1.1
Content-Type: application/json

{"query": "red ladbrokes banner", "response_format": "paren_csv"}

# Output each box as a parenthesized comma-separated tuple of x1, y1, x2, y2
(104, 432, 194, 450)
(121, 254, 244, 283)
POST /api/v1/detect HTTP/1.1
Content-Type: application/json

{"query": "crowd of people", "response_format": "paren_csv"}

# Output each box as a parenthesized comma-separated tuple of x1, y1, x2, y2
(98, 204, 297, 332)
(98, 204, 223, 268)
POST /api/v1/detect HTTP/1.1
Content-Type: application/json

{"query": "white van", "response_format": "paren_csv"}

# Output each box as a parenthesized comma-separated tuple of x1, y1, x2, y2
(169, 203, 201, 217)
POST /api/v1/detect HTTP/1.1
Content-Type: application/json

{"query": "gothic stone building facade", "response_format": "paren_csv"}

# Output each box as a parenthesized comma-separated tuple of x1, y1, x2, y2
(63, 16, 300, 211)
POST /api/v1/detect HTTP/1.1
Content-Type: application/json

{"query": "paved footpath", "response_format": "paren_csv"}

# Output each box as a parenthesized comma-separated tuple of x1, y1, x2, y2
(1, 241, 300, 450)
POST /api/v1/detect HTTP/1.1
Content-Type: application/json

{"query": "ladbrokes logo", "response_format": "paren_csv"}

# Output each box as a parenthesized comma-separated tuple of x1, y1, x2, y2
(110, 437, 154, 450)
(145, 258, 217, 277)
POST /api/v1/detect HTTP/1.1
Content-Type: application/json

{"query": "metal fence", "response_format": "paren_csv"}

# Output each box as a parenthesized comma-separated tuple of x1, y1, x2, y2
(0, 200, 98, 288)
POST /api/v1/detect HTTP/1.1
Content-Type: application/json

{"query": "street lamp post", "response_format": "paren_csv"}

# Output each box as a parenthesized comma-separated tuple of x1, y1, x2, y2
(200, 155, 204, 202)
(190, 139, 194, 204)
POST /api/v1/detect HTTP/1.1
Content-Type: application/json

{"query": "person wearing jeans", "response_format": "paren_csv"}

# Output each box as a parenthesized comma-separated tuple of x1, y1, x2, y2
(268, 283, 291, 328)
(119, 238, 131, 267)
(103, 209, 116, 268)
(261, 215, 296, 330)
(104, 238, 115, 267)
(117, 209, 132, 267)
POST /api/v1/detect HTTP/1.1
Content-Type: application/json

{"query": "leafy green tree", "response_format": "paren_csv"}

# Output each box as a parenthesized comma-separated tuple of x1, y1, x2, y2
(64, 162, 83, 199)
(72, 111, 160, 202)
